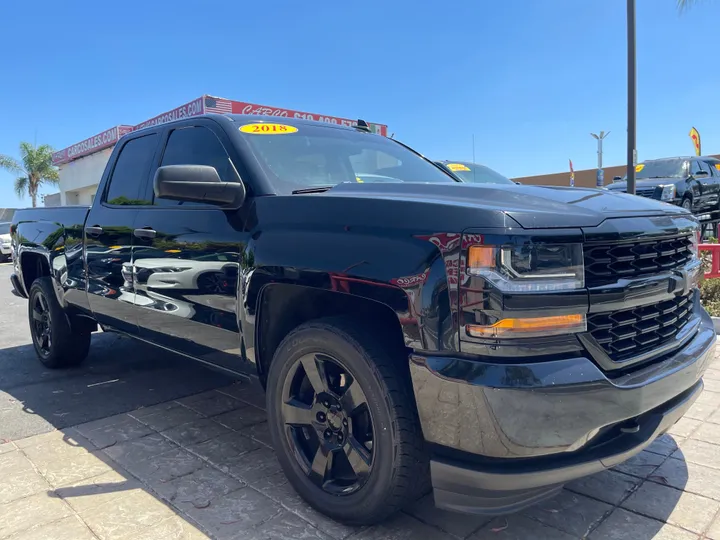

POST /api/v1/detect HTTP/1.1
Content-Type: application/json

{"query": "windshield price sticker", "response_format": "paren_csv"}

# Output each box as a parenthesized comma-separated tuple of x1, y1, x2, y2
(239, 123, 298, 135)
(447, 163, 471, 172)
(715, 164, 720, 171)
(635, 164, 645, 172)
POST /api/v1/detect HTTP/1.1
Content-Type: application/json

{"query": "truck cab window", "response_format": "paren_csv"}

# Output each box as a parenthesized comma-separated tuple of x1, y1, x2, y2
(691, 160, 704, 176)
(104, 134, 158, 205)
(155, 126, 235, 206)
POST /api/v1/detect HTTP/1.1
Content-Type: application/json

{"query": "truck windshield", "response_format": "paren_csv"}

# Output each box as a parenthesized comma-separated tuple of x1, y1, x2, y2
(439, 162, 515, 185)
(239, 123, 457, 194)
(635, 159, 688, 180)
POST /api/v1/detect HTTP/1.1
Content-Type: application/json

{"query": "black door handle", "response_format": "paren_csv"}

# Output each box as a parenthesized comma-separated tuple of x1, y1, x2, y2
(134, 228, 157, 239)
(85, 226, 103, 237)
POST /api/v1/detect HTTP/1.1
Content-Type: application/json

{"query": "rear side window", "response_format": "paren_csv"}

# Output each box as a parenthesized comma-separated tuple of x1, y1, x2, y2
(104, 134, 158, 205)
(155, 126, 235, 206)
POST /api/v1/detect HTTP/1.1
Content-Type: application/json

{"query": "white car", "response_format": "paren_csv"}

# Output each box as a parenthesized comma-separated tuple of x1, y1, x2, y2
(128, 254, 239, 294)
(0, 222, 11, 261)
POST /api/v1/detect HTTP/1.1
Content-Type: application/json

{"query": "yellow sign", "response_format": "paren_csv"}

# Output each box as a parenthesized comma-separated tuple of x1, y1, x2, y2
(239, 123, 298, 135)
(635, 164, 645, 172)
(447, 163, 471, 172)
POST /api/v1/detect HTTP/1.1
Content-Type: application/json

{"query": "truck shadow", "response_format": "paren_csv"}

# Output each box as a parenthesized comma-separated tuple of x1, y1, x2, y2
(0, 332, 697, 539)
(0, 332, 239, 439)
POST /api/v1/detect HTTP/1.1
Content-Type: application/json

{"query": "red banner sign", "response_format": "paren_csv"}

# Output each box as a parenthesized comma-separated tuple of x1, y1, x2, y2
(227, 99, 388, 136)
(54, 95, 388, 165)
(134, 97, 204, 131)
(52, 125, 134, 165)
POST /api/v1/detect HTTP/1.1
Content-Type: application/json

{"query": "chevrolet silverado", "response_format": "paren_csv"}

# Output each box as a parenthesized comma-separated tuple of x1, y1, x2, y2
(9, 114, 715, 524)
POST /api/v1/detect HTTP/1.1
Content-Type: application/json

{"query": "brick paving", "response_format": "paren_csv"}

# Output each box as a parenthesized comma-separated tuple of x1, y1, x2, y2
(0, 354, 719, 539)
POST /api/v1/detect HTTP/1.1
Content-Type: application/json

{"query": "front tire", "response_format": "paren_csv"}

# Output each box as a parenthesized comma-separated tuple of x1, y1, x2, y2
(682, 198, 693, 212)
(28, 277, 90, 368)
(266, 318, 426, 525)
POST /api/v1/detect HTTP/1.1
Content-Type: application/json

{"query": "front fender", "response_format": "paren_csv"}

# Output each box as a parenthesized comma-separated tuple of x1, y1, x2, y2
(241, 227, 457, 353)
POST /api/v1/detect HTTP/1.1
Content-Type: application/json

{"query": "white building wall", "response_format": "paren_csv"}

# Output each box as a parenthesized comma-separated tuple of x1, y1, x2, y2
(58, 148, 113, 205)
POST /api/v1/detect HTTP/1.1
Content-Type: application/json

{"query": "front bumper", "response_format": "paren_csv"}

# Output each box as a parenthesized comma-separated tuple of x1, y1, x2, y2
(410, 309, 716, 515)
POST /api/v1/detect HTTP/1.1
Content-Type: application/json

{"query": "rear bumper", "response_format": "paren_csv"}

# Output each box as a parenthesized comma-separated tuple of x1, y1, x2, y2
(410, 309, 715, 515)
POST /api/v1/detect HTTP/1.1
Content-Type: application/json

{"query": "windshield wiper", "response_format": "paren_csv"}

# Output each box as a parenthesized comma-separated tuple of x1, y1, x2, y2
(291, 186, 335, 194)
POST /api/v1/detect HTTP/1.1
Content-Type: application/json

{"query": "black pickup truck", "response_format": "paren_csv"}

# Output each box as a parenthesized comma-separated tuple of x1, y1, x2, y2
(9, 114, 716, 525)
(606, 156, 720, 214)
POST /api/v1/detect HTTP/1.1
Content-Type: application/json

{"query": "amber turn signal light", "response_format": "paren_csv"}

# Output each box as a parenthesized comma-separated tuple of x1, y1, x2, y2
(466, 314, 586, 339)
(467, 246, 495, 269)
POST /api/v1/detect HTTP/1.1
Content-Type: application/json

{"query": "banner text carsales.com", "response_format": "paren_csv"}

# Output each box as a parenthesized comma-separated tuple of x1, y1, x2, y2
(134, 98, 204, 131)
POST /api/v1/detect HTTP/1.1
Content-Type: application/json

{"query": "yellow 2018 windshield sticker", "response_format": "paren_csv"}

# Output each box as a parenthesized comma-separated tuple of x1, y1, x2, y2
(635, 164, 645, 172)
(446, 163, 471, 172)
(239, 123, 298, 135)
(715, 164, 720, 171)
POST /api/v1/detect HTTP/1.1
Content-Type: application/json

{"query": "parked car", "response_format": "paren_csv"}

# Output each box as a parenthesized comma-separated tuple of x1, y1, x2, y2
(9, 114, 715, 525)
(606, 156, 720, 213)
(0, 222, 11, 261)
(435, 160, 517, 185)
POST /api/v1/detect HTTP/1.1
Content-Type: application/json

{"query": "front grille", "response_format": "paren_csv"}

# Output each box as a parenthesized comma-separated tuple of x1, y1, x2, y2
(584, 234, 694, 287)
(587, 292, 694, 362)
(634, 187, 656, 198)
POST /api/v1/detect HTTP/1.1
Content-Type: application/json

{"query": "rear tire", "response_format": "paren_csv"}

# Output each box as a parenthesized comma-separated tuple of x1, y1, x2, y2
(28, 277, 90, 368)
(266, 317, 426, 525)
(682, 198, 692, 212)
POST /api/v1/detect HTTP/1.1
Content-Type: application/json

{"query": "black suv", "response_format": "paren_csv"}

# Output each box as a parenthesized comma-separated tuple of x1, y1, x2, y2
(606, 156, 720, 213)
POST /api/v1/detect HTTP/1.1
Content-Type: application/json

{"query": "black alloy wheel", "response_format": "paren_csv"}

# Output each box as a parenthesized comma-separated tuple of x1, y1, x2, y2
(266, 318, 427, 525)
(31, 290, 52, 357)
(28, 277, 91, 368)
(281, 352, 374, 495)
(198, 271, 229, 294)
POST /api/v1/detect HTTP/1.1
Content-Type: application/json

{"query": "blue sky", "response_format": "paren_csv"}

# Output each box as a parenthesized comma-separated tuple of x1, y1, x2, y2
(1, 0, 718, 206)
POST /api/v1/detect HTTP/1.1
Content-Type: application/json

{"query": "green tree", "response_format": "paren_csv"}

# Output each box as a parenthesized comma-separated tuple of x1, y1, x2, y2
(0, 142, 59, 208)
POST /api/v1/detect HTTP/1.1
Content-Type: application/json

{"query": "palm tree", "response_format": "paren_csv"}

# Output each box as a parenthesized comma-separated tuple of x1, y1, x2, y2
(0, 142, 59, 207)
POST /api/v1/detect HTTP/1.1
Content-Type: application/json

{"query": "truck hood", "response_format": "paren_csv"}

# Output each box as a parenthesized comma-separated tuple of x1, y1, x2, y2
(605, 177, 681, 191)
(324, 182, 688, 229)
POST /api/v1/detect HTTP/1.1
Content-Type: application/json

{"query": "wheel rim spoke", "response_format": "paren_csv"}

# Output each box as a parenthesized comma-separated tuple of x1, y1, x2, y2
(38, 294, 48, 312)
(282, 399, 315, 427)
(300, 354, 330, 396)
(344, 437, 371, 478)
(32, 308, 43, 322)
(339, 379, 368, 416)
(309, 444, 335, 487)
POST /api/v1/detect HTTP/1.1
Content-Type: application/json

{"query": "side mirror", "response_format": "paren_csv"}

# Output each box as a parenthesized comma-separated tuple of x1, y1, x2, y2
(153, 165, 246, 209)
(613, 176, 622, 182)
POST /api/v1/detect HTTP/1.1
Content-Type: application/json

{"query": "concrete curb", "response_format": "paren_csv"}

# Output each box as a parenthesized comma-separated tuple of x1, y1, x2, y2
(712, 317, 720, 334)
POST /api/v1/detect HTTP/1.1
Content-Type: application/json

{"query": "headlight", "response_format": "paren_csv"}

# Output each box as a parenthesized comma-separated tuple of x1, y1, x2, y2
(690, 229, 700, 259)
(467, 243, 584, 292)
(660, 184, 676, 201)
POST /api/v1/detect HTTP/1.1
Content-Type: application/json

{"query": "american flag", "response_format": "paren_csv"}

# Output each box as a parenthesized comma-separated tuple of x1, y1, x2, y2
(204, 96, 233, 114)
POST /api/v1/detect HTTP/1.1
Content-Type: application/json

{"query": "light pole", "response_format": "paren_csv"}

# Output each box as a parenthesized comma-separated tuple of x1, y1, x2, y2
(591, 131, 610, 187)
(627, 0, 637, 195)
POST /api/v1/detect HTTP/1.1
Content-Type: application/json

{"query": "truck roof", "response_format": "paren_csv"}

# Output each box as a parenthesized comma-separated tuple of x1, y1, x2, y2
(133, 113, 367, 134)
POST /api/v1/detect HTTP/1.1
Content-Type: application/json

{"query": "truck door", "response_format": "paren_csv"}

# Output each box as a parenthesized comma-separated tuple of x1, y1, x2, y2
(131, 119, 251, 373)
(85, 131, 160, 334)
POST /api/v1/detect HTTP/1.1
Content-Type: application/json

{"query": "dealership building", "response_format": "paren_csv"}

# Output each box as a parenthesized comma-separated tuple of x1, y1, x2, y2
(48, 95, 388, 206)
